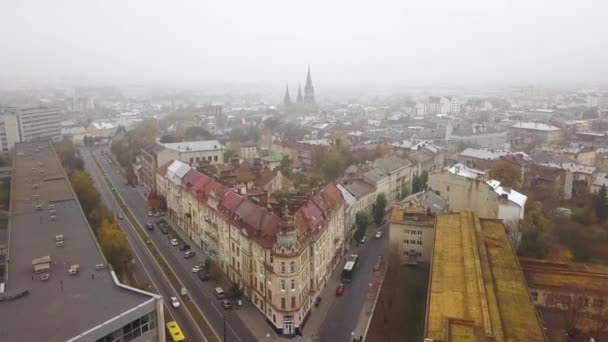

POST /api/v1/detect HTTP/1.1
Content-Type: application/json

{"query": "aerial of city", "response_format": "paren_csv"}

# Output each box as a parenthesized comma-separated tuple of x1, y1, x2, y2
(0, 1, 607, 342)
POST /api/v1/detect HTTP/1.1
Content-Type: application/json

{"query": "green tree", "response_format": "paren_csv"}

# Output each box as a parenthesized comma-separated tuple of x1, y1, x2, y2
(312, 146, 351, 182)
(271, 190, 289, 217)
(518, 209, 553, 258)
(594, 185, 608, 221)
(399, 183, 409, 200)
(355, 211, 371, 241)
(263, 116, 281, 131)
(412, 171, 428, 193)
(488, 160, 520, 188)
(280, 156, 293, 177)
(184, 126, 210, 140)
(224, 146, 239, 161)
(227, 282, 244, 301)
(373, 193, 387, 225)
(160, 134, 179, 143)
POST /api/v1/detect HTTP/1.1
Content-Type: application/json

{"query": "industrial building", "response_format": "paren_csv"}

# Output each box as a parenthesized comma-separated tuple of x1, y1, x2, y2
(0, 141, 164, 342)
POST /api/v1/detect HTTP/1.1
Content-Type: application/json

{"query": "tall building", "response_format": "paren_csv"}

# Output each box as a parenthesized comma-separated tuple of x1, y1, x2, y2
(17, 107, 62, 142)
(296, 84, 303, 103)
(303, 66, 315, 104)
(1, 141, 164, 342)
(283, 85, 292, 106)
(0, 107, 21, 153)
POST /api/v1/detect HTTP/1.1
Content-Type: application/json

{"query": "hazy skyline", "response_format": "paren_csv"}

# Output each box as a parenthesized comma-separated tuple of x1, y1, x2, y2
(1, 0, 607, 87)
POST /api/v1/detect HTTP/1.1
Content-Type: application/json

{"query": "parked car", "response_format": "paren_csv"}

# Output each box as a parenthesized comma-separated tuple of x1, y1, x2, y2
(170, 297, 180, 309)
(117, 213, 124, 220)
(147, 210, 154, 217)
(184, 250, 196, 259)
(198, 272, 210, 281)
(146, 223, 154, 231)
(192, 265, 203, 273)
(170, 239, 179, 246)
(336, 283, 345, 296)
(159, 226, 168, 234)
(221, 299, 232, 309)
(375, 231, 383, 238)
(360, 236, 367, 244)
(154, 211, 163, 217)
(178, 243, 190, 251)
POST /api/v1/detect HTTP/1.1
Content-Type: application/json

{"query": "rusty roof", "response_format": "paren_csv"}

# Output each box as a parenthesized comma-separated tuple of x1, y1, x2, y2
(519, 258, 608, 294)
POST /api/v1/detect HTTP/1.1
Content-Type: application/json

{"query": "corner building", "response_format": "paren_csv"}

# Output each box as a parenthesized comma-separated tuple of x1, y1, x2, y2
(157, 160, 345, 336)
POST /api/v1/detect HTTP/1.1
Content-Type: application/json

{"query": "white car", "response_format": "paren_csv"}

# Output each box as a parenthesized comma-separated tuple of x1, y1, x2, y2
(147, 210, 154, 217)
(192, 265, 203, 273)
(170, 239, 179, 246)
(170, 296, 180, 309)
(375, 231, 383, 238)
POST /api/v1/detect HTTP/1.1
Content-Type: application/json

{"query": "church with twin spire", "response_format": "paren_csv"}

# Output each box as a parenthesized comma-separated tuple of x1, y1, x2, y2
(283, 66, 316, 110)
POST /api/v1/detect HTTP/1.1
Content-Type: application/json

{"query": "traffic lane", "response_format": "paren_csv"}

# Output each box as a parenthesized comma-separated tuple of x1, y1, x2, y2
(81, 150, 203, 341)
(316, 232, 387, 341)
(94, 151, 254, 342)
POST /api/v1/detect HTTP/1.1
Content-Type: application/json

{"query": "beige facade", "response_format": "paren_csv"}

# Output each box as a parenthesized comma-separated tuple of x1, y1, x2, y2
(156, 161, 345, 336)
(388, 206, 435, 264)
(157, 140, 224, 169)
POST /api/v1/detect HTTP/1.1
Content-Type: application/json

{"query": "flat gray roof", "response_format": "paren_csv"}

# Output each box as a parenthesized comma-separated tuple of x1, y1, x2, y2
(0, 141, 152, 342)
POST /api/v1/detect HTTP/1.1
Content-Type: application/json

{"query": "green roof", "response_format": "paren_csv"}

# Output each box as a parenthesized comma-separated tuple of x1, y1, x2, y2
(261, 152, 284, 163)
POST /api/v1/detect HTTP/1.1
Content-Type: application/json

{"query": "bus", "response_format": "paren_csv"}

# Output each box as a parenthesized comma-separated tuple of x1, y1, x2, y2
(166, 320, 186, 342)
(341, 254, 359, 283)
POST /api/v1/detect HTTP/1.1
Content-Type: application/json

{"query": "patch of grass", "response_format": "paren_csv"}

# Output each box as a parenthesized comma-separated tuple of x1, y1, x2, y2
(93, 156, 219, 342)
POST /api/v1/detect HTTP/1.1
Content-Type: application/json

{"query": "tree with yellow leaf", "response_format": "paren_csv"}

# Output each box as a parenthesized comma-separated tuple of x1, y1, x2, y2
(97, 219, 131, 275)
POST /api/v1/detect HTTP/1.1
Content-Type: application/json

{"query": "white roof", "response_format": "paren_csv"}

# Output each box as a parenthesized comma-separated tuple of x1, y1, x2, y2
(162, 140, 224, 152)
(91, 121, 115, 130)
(486, 179, 527, 208)
(511, 122, 560, 131)
(167, 160, 191, 185)
(560, 162, 596, 175)
(460, 148, 509, 160)
(297, 139, 330, 146)
(343, 261, 355, 271)
(448, 163, 485, 179)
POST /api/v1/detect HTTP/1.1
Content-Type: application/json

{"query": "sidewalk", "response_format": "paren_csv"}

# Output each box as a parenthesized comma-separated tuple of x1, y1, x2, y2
(353, 262, 387, 341)
(133, 185, 351, 341)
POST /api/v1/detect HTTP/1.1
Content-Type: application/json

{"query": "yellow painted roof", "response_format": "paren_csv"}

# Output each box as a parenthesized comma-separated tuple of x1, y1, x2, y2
(426, 212, 546, 342)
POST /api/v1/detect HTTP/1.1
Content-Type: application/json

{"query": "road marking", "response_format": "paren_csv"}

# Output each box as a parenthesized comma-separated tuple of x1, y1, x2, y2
(95, 149, 245, 342)
(85, 149, 210, 342)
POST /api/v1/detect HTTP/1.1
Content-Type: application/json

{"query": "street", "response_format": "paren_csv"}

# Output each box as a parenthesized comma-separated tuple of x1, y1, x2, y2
(80, 148, 204, 341)
(315, 225, 389, 342)
(85, 148, 256, 342)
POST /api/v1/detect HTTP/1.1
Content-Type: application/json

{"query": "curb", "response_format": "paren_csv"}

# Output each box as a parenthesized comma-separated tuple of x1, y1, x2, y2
(359, 264, 387, 341)
(91, 150, 219, 342)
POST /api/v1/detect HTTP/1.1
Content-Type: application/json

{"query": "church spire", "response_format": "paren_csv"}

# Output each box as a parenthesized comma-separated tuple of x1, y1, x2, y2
(296, 84, 304, 103)
(283, 84, 292, 106)
(304, 65, 315, 104)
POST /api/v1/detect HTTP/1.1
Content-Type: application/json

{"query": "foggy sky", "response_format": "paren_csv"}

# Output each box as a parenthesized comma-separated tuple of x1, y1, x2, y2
(1, 0, 607, 87)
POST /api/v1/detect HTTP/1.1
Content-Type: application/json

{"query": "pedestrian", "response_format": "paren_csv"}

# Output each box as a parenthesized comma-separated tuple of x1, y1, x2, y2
(91, 273, 95, 279)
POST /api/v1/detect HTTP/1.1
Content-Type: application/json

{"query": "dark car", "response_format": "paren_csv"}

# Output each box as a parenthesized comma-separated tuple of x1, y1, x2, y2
(159, 226, 168, 234)
(145, 223, 154, 231)
(198, 272, 210, 281)
(184, 250, 196, 259)
(178, 243, 190, 251)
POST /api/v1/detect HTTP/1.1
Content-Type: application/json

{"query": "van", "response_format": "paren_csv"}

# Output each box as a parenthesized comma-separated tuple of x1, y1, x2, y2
(214, 287, 225, 299)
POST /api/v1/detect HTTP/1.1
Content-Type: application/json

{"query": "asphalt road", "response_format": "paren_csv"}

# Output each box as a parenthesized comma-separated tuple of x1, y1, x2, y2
(88, 148, 256, 342)
(316, 226, 389, 342)
(80, 149, 204, 342)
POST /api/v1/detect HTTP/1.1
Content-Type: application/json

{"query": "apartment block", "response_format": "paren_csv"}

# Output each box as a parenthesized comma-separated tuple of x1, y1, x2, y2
(156, 160, 345, 336)
(0, 106, 61, 153)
